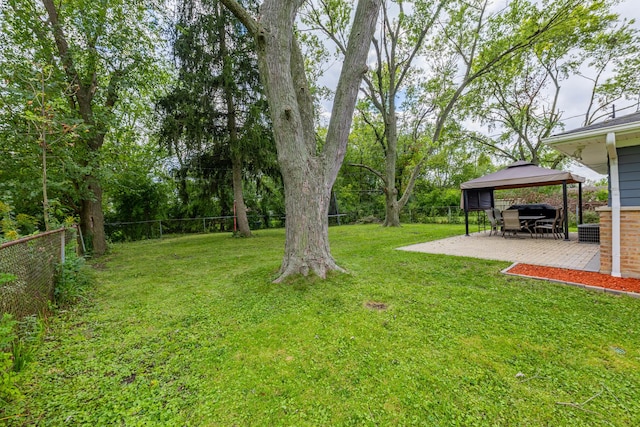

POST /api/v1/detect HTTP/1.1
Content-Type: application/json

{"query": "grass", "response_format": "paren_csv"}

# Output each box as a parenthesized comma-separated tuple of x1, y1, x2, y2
(4, 224, 640, 426)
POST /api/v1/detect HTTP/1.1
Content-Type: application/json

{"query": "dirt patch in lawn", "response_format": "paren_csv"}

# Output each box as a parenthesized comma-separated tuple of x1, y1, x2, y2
(365, 301, 388, 310)
(506, 263, 640, 296)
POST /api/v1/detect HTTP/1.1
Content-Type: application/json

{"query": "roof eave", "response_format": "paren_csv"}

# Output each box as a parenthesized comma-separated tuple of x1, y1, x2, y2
(543, 120, 640, 145)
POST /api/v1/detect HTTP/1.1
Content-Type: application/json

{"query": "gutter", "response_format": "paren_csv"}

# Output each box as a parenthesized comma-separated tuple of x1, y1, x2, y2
(606, 132, 621, 277)
(543, 121, 640, 145)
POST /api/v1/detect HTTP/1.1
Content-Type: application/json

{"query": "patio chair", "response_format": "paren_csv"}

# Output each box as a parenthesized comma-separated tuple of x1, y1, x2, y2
(485, 209, 499, 236)
(534, 207, 563, 239)
(501, 210, 530, 238)
(493, 208, 504, 230)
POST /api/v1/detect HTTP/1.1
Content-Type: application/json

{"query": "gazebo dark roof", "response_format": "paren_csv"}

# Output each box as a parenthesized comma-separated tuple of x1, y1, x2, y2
(460, 161, 585, 190)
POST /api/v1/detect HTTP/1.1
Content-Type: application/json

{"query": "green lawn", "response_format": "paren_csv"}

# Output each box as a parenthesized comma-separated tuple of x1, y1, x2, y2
(6, 224, 640, 426)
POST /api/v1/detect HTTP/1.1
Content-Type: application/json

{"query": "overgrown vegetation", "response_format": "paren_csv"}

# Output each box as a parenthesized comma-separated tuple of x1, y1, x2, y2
(54, 247, 93, 307)
(0, 314, 19, 404)
(0, 314, 46, 405)
(0, 239, 91, 408)
(3, 225, 639, 425)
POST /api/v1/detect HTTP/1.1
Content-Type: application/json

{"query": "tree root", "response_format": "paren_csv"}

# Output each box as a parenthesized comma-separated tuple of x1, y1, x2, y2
(273, 257, 346, 283)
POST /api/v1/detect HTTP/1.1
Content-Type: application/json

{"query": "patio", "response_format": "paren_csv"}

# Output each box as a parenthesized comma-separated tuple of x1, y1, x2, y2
(398, 231, 600, 271)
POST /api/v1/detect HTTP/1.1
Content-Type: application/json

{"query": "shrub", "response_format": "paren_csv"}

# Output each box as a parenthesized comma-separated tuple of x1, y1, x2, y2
(0, 313, 19, 403)
(55, 248, 93, 306)
(12, 315, 43, 373)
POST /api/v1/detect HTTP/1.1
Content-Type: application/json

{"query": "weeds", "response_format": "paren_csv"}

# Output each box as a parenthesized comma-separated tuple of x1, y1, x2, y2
(0, 314, 19, 403)
(55, 247, 93, 306)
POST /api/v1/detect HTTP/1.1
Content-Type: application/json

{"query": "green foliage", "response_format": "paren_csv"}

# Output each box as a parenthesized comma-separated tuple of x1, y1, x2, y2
(103, 143, 171, 226)
(6, 226, 640, 425)
(595, 188, 608, 202)
(54, 249, 93, 307)
(0, 314, 46, 406)
(0, 273, 17, 285)
(157, 0, 279, 223)
(0, 0, 171, 253)
(0, 314, 19, 404)
(0, 202, 22, 241)
(11, 315, 43, 373)
(467, 0, 636, 165)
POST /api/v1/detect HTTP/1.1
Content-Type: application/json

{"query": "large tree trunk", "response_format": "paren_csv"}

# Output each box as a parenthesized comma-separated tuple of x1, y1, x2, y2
(232, 155, 252, 237)
(220, 0, 381, 282)
(79, 177, 107, 256)
(277, 158, 340, 281)
(383, 189, 400, 226)
(382, 97, 401, 227)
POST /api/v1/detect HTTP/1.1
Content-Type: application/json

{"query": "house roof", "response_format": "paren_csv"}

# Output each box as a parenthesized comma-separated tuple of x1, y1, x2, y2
(553, 112, 640, 137)
(460, 160, 585, 190)
(543, 112, 640, 174)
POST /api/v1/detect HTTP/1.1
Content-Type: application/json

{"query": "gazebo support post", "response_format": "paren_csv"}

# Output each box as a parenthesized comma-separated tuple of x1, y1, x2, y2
(578, 182, 583, 225)
(562, 181, 569, 240)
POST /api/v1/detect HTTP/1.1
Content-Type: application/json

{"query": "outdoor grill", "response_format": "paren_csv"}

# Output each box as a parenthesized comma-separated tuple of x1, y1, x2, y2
(507, 203, 557, 219)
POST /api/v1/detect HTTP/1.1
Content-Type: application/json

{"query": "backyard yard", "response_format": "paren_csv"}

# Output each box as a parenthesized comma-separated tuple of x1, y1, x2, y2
(5, 224, 640, 425)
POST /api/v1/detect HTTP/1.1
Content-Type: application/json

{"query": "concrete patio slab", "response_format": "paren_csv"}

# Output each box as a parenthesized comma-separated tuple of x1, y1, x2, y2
(398, 231, 600, 271)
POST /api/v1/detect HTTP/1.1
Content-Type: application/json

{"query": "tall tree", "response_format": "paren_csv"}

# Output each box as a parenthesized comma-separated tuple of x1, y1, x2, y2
(309, 0, 605, 226)
(158, 0, 272, 237)
(469, 2, 639, 166)
(1, 0, 165, 255)
(219, 0, 381, 281)
(308, 0, 450, 226)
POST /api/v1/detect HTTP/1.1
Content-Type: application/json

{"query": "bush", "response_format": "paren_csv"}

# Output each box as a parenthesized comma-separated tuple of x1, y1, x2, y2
(0, 313, 19, 403)
(55, 248, 93, 306)
(12, 315, 43, 373)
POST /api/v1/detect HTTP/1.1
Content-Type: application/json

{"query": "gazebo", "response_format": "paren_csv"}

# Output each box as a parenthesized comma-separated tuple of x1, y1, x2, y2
(460, 161, 586, 239)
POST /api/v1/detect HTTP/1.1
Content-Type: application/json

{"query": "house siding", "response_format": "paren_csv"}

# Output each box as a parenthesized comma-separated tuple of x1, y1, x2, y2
(618, 145, 640, 206)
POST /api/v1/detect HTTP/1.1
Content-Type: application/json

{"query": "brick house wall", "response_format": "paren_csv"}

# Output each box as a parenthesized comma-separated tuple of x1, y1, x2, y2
(598, 207, 640, 278)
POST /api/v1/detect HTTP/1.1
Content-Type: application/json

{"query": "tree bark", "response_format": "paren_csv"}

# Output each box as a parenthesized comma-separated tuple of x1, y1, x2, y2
(277, 158, 340, 281)
(221, 0, 381, 281)
(382, 88, 400, 227)
(232, 154, 252, 237)
(79, 177, 107, 256)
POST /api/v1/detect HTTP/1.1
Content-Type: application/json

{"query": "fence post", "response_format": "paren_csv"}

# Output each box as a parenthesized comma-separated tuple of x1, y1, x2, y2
(77, 225, 86, 254)
(159, 220, 163, 239)
(203, 218, 206, 233)
(61, 229, 66, 263)
(448, 207, 452, 223)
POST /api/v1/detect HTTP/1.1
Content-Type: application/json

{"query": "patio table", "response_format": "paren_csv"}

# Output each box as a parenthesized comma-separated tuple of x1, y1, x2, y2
(519, 215, 545, 236)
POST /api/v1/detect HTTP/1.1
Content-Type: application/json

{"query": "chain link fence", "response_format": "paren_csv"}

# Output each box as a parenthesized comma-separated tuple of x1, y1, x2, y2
(105, 203, 603, 242)
(105, 215, 288, 242)
(0, 227, 76, 319)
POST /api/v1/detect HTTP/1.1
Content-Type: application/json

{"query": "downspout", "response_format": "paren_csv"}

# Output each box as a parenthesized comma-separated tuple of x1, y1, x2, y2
(606, 132, 621, 277)
(578, 182, 583, 225)
(464, 190, 470, 236)
(562, 181, 569, 241)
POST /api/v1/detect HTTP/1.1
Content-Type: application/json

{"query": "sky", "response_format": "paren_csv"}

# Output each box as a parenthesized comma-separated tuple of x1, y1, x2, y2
(314, 0, 640, 183)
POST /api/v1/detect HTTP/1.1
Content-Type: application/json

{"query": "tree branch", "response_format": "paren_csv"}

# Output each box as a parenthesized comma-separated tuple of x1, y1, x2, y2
(219, 0, 259, 35)
(348, 162, 386, 184)
(323, 0, 382, 184)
